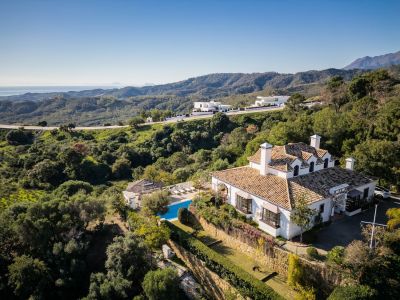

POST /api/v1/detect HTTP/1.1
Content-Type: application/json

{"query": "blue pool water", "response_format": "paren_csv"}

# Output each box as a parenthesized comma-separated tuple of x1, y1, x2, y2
(158, 199, 192, 220)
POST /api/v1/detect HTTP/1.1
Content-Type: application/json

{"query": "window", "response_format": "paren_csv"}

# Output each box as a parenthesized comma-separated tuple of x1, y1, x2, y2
(324, 158, 329, 169)
(236, 195, 252, 214)
(363, 188, 369, 199)
(261, 208, 280, 228)
(293, 165, 299, 176)
(309, 162, 315, 172)
(319, 203, 325, 213)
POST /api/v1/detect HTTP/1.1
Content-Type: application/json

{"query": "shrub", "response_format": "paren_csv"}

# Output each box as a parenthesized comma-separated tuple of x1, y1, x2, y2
(142, 268, 180, 300)
(295, 284, 316, 300)
(328, 285, 377, 300)
(287, 254, 302, 287)
(53, 180, 93, 197)
(141, 190, 169, 215)
(306, 247, 319, 260)
(6, 129, 33, 145)
(327, 246, 345, 265)
(167, 222, 281, 300)
(178, 207, 189, 225)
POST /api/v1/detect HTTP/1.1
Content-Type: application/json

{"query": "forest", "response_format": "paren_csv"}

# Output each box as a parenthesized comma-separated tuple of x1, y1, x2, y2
(0, 68, 399, 299)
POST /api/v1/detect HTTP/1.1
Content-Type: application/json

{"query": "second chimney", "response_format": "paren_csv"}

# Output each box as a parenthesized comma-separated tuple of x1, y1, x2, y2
(345, 157, 356, 171)
(310, 134, 321, 149)
(260, 142, 272, 176)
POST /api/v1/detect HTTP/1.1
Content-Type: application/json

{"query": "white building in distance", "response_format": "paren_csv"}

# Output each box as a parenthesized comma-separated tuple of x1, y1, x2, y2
(193, 101, 232, 113)
(254, 96, 290, 107)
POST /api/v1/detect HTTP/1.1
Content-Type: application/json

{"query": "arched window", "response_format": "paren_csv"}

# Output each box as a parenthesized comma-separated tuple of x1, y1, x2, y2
(309, 162, 315, 173)
(324, 158, 329, 169)
(293, 165, 299, 176)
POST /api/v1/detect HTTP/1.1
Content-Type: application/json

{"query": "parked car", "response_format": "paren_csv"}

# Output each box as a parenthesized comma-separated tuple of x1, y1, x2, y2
(374, 186, 391, 199)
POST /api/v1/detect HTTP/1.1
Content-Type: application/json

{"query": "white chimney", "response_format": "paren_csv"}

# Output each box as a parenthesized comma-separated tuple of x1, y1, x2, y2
(260, 142, 272, 176)
(310, 134, 321, 149)
(345, 157, 355, 171)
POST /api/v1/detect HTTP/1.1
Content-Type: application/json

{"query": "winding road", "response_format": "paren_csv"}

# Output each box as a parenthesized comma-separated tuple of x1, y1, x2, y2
(0, 106, 283, 131)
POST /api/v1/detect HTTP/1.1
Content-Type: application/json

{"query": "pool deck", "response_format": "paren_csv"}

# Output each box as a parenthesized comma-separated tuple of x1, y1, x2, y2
(169, 191, 198, 203)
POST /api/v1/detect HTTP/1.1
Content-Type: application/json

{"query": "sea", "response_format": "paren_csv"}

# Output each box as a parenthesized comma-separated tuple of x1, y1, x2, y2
(0, 86, 119, 97)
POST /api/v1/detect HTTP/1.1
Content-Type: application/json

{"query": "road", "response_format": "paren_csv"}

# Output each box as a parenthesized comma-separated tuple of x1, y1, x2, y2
(0, 106, 283, 131)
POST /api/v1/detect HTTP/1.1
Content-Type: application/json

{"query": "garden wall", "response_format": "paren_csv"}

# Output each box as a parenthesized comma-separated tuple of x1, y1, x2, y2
(168, 240, 247, 300)
(197, 216, 343, 292)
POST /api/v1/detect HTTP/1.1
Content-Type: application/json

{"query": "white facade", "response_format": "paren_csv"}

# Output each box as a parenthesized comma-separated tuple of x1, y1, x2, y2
(211, 135, 376, 240)
(193, 101, 232, 112)
(254, 96, 290, 107)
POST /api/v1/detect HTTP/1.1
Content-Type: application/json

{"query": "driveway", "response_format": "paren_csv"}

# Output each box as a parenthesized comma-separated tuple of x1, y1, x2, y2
(312, 199, 399, 251)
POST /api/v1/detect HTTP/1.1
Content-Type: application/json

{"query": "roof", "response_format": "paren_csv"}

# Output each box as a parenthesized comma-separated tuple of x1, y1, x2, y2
(248, 142, 331, 172)
(125, 179, 163, 194)
(212, 166, 373, 210)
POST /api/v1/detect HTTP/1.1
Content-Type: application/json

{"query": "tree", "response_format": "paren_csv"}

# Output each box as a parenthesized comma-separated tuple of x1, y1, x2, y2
(328, 285, 377, 300)
(291, 196, 317, 243)
(343, 240, 371, 281)
(324, 75, 348, 112)
(8, 255, 51, 299)
(142, 268, 180, 300)
(178, 207, 190, 225)
(348, 77, 371, 101)
(27, 159, 65, 187)
(129, 116, 145, 129)
(112, 157, 132, 179)
(53, 180, 93, 197)
(37, 120, 47, 127)
(387, 208, 400, 230)
(352, 139, 400, 186)
(141, 191, 169, 215)
(105, 234, 150, 284)
(210, 112, 230, 133)
(85, 234, 150, 300)
(5, 129, 33, 145)
(129, 214, 170, 250)
(285, 93, 305, 117)
(374, 97, 400, 141)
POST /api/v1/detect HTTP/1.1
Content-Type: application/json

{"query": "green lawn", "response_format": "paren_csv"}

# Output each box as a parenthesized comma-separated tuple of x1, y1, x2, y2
(171, 220, 297, 299)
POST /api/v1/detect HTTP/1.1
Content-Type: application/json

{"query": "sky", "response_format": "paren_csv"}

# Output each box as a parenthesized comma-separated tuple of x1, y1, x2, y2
(0, 0, 399, 86)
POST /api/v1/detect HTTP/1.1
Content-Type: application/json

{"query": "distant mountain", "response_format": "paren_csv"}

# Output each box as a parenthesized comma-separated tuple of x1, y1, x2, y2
(0, 68, 360, 103)
(0, 68, 362, 125)
(344, 50, 400, 70)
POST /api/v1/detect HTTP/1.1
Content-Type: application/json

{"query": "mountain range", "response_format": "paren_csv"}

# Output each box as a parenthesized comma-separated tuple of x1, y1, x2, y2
(0, 69, 362, 125)
(344, 50, 400, 70)
(2, 50, 400, 126)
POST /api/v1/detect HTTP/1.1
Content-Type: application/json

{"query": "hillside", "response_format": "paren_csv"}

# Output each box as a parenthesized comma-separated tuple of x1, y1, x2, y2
(0, 69, 361, 126)
(344, 50, 400, 70)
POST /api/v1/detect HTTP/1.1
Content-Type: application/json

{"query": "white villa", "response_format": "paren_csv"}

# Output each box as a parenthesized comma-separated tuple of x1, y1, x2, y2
(211, 135, 376, 240)
(193, 101, 232, 113)
(122, 179, 163, 209)
(254, 96, 290, 107)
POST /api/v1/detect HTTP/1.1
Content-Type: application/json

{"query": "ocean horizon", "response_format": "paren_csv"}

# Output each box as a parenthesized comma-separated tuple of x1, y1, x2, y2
(0, 85, 120, 97)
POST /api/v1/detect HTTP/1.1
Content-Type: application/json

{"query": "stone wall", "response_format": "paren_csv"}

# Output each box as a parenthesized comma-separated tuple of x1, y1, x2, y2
(199, 217, 290, 277)
(197, 217, 343, 291)
(168, 240, 246, 300)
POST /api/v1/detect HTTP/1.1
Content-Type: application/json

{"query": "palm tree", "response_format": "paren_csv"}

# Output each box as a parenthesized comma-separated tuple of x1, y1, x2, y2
(386, 208, 400, 230)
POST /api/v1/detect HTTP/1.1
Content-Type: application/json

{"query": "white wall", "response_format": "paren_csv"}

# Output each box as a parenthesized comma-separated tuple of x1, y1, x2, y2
(212, 177, 292, 238)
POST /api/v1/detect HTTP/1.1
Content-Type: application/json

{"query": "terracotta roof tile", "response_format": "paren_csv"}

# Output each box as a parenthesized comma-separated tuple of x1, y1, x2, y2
(212, 166, 373, 210)
(212, 166, 292, 209)
(248, 143, 330, 172)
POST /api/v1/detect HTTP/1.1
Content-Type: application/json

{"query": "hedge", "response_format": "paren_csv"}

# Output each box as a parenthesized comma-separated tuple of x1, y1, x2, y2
(167, 222, 282, 300)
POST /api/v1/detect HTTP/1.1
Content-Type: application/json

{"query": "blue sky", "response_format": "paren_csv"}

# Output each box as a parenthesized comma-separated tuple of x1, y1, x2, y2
(0, 0, 399, 86)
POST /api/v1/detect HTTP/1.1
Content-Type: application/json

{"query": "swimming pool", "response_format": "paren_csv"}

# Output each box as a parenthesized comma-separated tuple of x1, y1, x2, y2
(158, 199, 192, 220)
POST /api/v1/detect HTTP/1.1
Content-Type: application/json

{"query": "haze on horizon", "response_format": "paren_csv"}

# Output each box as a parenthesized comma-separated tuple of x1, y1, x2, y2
(1, 0, 399, 87)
